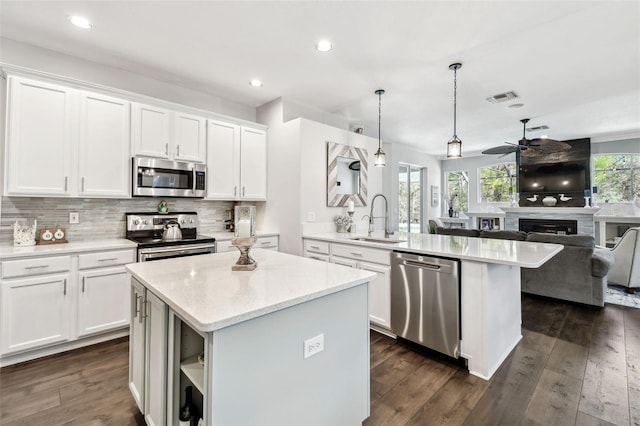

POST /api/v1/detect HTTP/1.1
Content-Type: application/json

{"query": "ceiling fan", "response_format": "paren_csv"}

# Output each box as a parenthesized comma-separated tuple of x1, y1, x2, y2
(482, 118, 571, 158)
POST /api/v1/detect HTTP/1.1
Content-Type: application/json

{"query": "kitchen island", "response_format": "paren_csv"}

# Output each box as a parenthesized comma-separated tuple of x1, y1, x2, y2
(303, 231, 563, 380)
(125, 249, 375, 426)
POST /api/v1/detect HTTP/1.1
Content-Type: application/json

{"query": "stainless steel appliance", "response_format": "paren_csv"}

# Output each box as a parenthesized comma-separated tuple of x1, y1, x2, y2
(390, 251, 460, 358)
(132, 157, 206, 198)
(126, 212, 215, 262)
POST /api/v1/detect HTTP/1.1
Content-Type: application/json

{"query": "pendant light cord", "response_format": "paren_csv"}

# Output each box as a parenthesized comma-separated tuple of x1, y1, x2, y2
(378, 91, 382, 149)
(453, 67, 457, 138)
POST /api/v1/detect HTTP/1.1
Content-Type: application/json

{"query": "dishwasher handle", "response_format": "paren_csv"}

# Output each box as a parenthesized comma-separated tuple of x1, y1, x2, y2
(397, 257, 455, 273)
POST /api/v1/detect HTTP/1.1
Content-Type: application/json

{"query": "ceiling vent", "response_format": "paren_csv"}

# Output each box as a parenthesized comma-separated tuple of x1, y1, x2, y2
(486, 91, 519, 104)
(526, 125, 550, 132)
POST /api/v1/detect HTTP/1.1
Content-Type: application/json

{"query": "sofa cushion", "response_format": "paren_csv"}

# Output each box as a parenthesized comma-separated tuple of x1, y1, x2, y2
(526, 232, 595, 248)
(480, 230, 527, 241)
(436, 227, 480, 237)
(592, 247, 616, 278)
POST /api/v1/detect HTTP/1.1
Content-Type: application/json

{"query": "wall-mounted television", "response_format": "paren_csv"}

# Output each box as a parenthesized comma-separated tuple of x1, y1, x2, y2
(519, 160, 589, 193)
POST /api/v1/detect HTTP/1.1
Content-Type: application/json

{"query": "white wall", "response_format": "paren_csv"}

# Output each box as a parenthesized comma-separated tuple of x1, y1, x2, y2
(0, 38, 255, 121)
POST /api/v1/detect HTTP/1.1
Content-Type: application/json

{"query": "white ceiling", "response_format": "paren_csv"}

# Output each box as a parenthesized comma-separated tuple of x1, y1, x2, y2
(1, 1, 639, 157)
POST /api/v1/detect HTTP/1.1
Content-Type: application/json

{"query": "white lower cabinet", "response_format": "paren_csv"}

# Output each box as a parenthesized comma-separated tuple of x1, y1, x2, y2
(129, 279, 168, 426)
(303, 238, 392, 330)
(0, 273, 71, 355)
(0, 248, 135, 365)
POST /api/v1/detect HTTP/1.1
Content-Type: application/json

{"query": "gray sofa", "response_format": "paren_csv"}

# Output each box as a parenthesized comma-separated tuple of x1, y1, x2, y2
(435, 227, 616, 307)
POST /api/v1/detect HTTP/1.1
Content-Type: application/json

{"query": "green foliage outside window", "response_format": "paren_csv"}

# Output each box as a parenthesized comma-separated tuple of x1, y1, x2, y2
(446, 171, 468, 212)
(399, 165, 423, 232)
(593, 154, 640, 202)
(479, 163, 517, 202)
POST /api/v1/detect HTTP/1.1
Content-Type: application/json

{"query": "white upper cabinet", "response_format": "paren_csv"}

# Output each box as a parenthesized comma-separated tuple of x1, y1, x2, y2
(173, 111, 206, 162)
(240, 127, 267, 200)
(5, 76, 74, 196)
(4, 76, 131, 198)
(78, 91, 131, 198)
(206, 119, 240, 199)
(206, 121, 267, 200)
(131, 103, 172, 159)
(132, 103, 206, 163)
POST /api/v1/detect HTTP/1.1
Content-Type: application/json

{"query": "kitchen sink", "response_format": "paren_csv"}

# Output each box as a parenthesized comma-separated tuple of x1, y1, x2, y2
(350, 237, 407, 244)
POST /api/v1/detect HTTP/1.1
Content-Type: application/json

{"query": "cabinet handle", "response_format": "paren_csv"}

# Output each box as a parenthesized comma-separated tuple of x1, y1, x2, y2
(64, 176, 68, 192)
(98, 257, 118, 262)
(135, 294, 142, 321)
(25, 265, 48, 270)
(82, 277, 85, 292)
(350, 252, 363, 257)
(260, 241, 270, 245)
(309, 245, 320, 250)
(81, 177, 85, 192)
(234, 186, 237, 196)
(63, 278, 67, 295)
(141, 300, 149, 321)
(165, 143, 169, 156)
(176, 145, 180, 157)
(242, 186, 245, 196)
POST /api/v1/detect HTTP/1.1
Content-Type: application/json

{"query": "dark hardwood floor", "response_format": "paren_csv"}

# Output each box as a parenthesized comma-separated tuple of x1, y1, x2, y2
(1, 295, 638, 425)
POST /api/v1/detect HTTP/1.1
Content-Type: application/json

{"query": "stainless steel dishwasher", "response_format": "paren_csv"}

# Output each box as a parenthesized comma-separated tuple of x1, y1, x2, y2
(391, 251, 460, 358)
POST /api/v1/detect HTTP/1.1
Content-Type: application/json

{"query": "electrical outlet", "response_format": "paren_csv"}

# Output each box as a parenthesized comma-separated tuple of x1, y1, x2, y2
(69, 212, 79, 224)
(303, 333, 324, 359)
(307, 212, 316, 222)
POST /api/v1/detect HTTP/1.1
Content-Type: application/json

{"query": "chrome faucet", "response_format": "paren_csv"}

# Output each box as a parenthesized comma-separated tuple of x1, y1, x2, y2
(368, 194, 393, 238)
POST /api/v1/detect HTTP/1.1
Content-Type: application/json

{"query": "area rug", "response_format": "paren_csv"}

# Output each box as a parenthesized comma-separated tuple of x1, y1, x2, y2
(605, 285, 640, 309)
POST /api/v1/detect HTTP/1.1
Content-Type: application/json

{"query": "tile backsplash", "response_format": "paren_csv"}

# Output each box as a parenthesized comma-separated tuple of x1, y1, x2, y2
(0, 197, 234, 244)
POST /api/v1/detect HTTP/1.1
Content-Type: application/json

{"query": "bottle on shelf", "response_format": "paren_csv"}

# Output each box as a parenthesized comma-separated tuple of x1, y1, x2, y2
(179, 386, 198, 426)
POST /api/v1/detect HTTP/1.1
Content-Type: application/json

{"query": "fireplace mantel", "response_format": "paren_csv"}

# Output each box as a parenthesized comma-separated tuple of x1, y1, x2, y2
(500, 207, 600, 235)
(500, 207, 601, 215)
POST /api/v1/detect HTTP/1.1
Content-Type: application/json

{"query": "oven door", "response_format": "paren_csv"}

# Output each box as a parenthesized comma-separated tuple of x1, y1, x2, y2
(133, 156, 206, 198)
(138, 243, 215, 262)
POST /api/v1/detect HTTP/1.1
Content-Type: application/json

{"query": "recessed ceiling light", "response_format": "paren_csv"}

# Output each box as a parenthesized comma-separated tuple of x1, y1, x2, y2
(315, 40, 333, 52)
(506, 103, 524, 109)
(67, 15, 92, 29)
(249, 79, 263, 87)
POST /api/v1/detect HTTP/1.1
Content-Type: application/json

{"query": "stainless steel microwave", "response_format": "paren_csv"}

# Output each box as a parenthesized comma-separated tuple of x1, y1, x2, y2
(132, 157, 206, 198)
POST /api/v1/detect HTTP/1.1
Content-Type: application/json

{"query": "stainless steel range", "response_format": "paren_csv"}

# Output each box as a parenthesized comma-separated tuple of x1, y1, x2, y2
(126, 212, 216, 262)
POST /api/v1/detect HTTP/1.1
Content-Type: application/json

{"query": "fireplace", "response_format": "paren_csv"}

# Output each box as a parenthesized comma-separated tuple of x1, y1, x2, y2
(519, 218, 578, 235)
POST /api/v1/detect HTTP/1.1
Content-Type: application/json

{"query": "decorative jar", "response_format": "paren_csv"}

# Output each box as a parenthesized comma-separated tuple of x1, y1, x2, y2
(542, 196, 557, 207)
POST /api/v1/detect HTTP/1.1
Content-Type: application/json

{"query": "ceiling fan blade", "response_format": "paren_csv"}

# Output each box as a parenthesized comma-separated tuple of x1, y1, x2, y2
(482, 145, 519, 155)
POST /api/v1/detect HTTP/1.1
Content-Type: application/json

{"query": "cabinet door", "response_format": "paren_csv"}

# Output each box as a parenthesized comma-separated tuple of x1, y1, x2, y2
(239, 126, 267, 200)
(77, 266, 130, 337)
(129, 280, 146, 413)
(78, 91, 131, 197)
(131, 103, 172, 159)
(0, 274, 71, 355)
(174, 112, 206, 163)
(5, 76, 73, 196)
(144, 290, 168, 426)
(360, 262, 392, 329)
(206, 120, 240, 199)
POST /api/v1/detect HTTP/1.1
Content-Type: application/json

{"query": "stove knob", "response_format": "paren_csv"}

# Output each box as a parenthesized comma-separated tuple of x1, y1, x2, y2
(143, 219, 148, 225)
(133, 219, 140, 225)
(180, 218, 186, 224)
(190, 218, 194, 224)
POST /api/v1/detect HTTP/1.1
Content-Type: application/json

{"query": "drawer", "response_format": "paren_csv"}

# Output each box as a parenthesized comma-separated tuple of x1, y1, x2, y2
(216, 240, 235, 253)
(305, 252, 330, 262)
(256, 236, 279, 250)
(79, 249, 136, 269)
(2, 255, 72, 279)
(331, 243, 391, 265)
(304, 239, 330, 255)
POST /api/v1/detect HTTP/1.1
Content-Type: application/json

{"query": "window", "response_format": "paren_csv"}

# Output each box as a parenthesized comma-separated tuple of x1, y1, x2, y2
(399, 164, 423, 233)
(479, 163, 517, 202)
(593, 154, 640, 202)
(445, 171, 469, 212)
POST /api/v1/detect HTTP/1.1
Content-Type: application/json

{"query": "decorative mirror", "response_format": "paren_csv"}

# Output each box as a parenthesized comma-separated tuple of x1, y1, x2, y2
(327, 141, 368, 207)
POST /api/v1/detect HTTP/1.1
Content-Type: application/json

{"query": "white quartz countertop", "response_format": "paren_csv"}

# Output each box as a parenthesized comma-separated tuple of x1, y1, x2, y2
(303, 232, 563, 268)
(0, 238, 137, 259)
(126, 249, 375, 333)
(201, 231, 279, 241)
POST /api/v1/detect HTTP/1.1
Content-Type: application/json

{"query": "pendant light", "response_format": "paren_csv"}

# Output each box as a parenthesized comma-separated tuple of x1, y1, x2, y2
(447, 63, 463, 158)
(374, 89, 386, 167)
